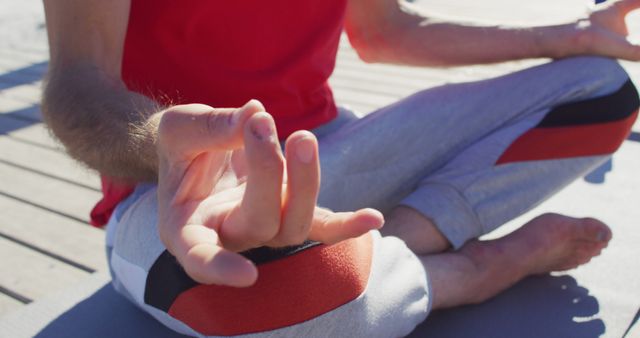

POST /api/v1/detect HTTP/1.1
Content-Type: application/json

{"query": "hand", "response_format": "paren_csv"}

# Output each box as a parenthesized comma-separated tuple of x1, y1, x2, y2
(571, 0, 640, 60)
(155, 100, 384, 287)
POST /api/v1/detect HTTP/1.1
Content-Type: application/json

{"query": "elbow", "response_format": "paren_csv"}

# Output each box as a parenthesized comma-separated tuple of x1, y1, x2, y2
(346, 14, 462, 68)
(347, 29, 383, 64)
(41, 73, 113, 174)
(41, 74, 69, 142)
(347, 24, 405, 64)
(40, 67, 101, 164)
(347, 22, 448, 67)
(41, 63, 108, 141)
(345, 0, 415, 64)
(41, 79, 83, 164)
(352, 32, 459, 67)
(41, 71, 78, 143)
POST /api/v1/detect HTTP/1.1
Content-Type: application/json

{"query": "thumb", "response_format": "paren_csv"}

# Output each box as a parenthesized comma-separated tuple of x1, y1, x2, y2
(614, 0, 640, 15)
(594, 31, 640, 61)
(309, 208, 384, 244)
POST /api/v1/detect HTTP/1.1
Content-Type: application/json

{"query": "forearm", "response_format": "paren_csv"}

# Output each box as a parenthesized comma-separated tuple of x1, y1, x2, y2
(42, 63, 162, 182)
(384, 21, 577, 67)
(349, 2, 582, 67)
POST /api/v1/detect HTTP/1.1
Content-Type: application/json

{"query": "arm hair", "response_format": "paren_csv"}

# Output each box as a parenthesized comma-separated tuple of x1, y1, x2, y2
(42, 62, 162, 182)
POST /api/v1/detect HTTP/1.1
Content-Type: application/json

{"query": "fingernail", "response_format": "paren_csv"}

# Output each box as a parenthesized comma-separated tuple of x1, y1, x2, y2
(247, 99, 261, 107)
(251, 114, 274, 141)
(295, 137, 315, 164)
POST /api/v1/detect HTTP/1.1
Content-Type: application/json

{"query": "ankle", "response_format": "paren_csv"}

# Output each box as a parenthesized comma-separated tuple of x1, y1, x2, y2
(383, 206, 451, 254)
(458, 239, 528, 302)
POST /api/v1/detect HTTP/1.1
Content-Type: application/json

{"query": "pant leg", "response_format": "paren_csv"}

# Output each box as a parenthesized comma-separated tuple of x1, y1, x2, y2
(106, 185, 431, 338)
(317, 56, 638, 248)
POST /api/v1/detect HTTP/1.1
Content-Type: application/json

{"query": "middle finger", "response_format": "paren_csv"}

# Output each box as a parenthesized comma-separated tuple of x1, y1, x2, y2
(268, 131, 320, 247)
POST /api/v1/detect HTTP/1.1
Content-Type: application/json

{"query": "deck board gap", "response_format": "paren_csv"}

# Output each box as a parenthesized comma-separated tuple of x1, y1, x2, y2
(0, 286, 32, 305)
(0, 232, 96, 274)
(4, 134, 62, 153)
(0, 190, 90, 225)
(0, 158, 99, 192)
(622, 308, 640, 338)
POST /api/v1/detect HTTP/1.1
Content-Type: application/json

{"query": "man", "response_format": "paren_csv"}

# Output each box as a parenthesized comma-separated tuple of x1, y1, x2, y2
(42, 0, 639, 336)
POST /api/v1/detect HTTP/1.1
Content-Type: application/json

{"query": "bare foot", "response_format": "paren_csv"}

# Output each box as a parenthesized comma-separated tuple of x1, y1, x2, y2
(513, 213, 611, 274)
(453, 213, 612, 305)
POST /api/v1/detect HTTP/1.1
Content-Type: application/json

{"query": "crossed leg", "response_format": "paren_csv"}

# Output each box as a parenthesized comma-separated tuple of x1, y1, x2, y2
(316, 56, 637, 308)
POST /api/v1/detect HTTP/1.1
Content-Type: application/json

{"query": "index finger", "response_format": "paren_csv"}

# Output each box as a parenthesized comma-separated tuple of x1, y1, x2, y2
(219, 113, 284, 251)
(157, 100, 265, 161)
(309, 208, 384, 244)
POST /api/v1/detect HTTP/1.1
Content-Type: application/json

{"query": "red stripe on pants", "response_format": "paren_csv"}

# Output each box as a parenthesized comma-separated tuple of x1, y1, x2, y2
(497, 111, 638, 165)
(168, 233, 373, 336)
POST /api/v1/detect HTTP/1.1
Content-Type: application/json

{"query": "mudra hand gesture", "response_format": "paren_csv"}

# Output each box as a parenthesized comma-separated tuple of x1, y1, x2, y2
(155, 100, 384, 287)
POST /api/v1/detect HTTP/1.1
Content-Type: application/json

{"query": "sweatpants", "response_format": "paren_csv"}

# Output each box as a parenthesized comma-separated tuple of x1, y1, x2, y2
(316, 56, 638, 248)
(106, 56, 638, 337)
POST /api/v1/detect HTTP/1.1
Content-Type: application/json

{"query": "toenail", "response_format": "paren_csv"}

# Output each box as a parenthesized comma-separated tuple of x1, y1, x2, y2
(597, 230, 609, 241)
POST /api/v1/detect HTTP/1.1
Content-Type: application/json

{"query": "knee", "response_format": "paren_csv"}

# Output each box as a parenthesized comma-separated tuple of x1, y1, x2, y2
(543, 62, 638, 155)
(582, 71, 639, 154)
(563, 56, 629, 91)
(498, 71, 638, 164)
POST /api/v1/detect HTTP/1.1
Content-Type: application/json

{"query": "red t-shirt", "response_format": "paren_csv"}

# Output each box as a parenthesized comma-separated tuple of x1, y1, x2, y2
(91, 0, 346, 226)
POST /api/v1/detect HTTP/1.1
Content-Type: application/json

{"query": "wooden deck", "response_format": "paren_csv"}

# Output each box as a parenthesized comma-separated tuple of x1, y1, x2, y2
(1, 0, 639, 328)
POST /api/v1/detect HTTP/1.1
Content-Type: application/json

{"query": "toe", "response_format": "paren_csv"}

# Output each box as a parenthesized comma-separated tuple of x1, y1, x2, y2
(579, 217, 612, 243)
(571, 241, 606, 268)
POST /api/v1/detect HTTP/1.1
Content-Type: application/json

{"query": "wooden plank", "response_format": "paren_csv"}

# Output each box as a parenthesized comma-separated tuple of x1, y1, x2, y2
(0, 114, 33, 135)
(334, 57, 544, 91)
(0, 61, 46, 80)
(332, 83, 400, 107)
(0, 237, 89, 301)
(0, 48, 47, 75)
(0, 273, 116, 338)
(336, 51, 459, 81)
(0, 161, 102, 223)
(0, 82, 42, 104)
(0, 71, 44, 92)
(0, 60, 38, 74)
(624, 315, 640, 338)
(0, 136, 100, 190)
(0, 116, 61, 150)
(334, 37, 552, 97)
(331, 86, 397, 114)
(334, 62, 445, 90)
(330, 76, 421, 99)
(0, 293, 23, 319)
(415, 0, 587, 23)
(0, 95, 41, 121)
(11, 124, 62, 151)
(0, 49, 48, 65)
(0, 194, 107, 272)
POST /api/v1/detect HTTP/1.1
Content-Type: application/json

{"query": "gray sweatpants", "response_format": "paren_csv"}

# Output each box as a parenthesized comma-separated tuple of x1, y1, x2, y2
(315, 56, 637, 248)
(107, 56, 637, 337)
